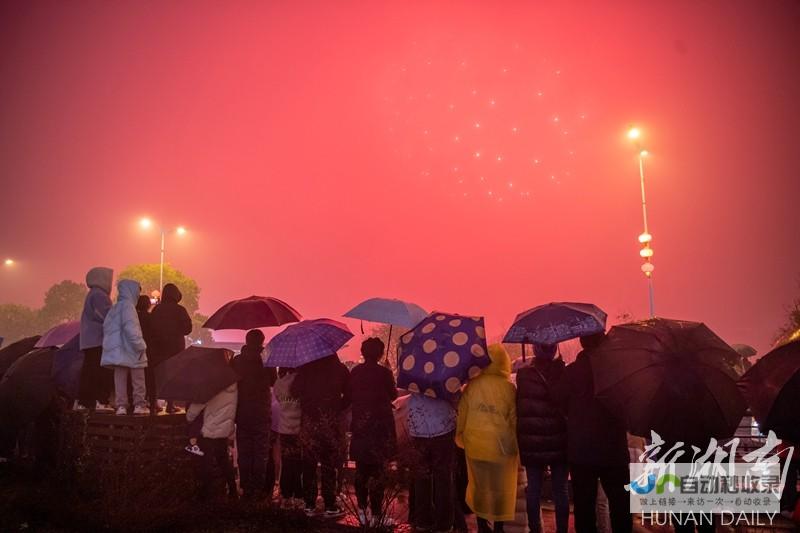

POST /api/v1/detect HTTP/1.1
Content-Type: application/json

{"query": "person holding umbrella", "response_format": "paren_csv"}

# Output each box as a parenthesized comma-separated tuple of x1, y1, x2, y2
(184, 350, 239, 501)
(516, 343, 569, 533)
(149, 283, 193, 413)
(231, 329, 277, 500)
(551, 333, 632, 533)
(77, 266, 114, 412)
(347, 337, 398, 525)
(291, 352, 351, 517)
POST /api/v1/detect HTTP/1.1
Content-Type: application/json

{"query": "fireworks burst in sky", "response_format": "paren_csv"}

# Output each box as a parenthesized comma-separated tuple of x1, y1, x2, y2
(380, 41, 591, 203)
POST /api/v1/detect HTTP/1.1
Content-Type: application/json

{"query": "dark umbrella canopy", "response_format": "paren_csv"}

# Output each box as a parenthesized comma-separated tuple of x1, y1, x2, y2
(156, 346, 239, 403)
(52, 335, 82, 399)
(0, 335, 41, 378)
(203, 295, 302, 330)
(0, 347, 57, 431)
(591, 318, 746, 444)
(397, 311, 490, 401)
(738, 339, 800, 442)
(503, 302, 607, 345)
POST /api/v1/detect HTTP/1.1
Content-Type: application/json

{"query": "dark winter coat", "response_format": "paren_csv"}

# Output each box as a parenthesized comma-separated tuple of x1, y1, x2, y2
(516, 358, 568, 466)
(347, 361, 397, 464)
(551, 351, 629, 467)
(291, 354, 350, 433)
(148, 284, 192, 366)
(231, 344, 277, 429)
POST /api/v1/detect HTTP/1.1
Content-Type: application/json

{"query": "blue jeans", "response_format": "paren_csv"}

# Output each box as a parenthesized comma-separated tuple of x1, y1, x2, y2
(526, 463, 569, 533)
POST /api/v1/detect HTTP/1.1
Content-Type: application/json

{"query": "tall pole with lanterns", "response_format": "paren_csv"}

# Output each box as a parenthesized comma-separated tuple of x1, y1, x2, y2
(628, 126, 655, 318)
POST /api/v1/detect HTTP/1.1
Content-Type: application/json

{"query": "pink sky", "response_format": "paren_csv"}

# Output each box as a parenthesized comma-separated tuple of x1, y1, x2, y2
(1, 1, 799, 354)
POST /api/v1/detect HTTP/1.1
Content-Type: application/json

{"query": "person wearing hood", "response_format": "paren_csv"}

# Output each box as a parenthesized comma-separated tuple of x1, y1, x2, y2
(551, 332, 632, 533)
(101, 279, 149, 416)
(136, 295, 158, 413)
(291, 353, 351, 517)
(149, 283, 193, 413)
(77, 266, 115, 411)
(231, 329, 277, 500)
(455, 343, 518, 533)
(516, 343, 569, 533)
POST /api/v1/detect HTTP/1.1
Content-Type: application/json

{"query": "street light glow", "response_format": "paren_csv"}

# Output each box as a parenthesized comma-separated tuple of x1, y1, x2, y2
(640, 247, 654, 258)
(140, 217, 152, 229)
(176, 226, 187, 236)
(638, 232, 653, 244)
(4, 258, 13, 266)
(640, 149, 649, 157)
(627, 126, 641, 140)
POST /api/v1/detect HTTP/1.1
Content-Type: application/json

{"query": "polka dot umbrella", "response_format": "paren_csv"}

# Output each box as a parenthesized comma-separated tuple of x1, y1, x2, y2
(397, 311, 490, 401)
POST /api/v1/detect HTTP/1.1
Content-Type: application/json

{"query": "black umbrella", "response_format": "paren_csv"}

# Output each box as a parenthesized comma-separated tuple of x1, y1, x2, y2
(51, 335, 82, 399)
(738, 339, 800, 442)
(0, 347, 58, 432)
(591, 318, 746, 444)
(0, 335, 41, 378)
(156, 346, 239, 403)
(203, 295, 302, 330)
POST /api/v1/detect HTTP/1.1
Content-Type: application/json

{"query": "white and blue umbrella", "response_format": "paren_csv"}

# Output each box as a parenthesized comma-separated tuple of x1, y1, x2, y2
(264, 318, 354, 368)
(503, 302, 607, 346)
(344, 297, 428, 329)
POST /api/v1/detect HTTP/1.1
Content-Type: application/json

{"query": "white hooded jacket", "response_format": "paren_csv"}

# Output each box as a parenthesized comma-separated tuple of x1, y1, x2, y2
(101, 279, 147, 369)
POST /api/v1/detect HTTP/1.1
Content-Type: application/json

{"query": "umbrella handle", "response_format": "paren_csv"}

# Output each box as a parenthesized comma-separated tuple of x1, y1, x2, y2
(387, 324, 393, 367)
(521, 342, 525, 362)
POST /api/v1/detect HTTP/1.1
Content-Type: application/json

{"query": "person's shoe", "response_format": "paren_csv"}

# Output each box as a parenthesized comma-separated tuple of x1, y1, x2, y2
(185, 444, 204, 456)
(95, 402, 114, 413)
(324, 506, 344, 518)
(72, 400, 87, 411)
(303, 506, 317, 516)
(133, 405, 150, 416)
(115, 406, 127, 416)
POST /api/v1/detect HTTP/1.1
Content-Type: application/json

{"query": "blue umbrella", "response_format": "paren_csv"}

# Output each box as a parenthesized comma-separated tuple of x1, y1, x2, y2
(397, 311, 490, 401)
(52, 334, 82, 399)
(503, 302, 607, 346)
(265, 318, 353, 368)
(344, 297, 428, 329)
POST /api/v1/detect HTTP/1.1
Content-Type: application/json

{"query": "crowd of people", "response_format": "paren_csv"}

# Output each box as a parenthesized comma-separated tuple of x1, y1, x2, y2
(34, 266, 798, 532)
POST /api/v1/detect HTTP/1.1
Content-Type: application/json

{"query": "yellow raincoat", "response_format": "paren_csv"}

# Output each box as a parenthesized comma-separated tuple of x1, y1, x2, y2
(455, 343, 519, 522)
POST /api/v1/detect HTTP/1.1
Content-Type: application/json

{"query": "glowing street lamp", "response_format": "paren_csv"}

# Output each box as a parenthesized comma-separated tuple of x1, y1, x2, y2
(139, 218, 188, 293)
(3, 258, 14, 267)
(627, 125, 655, 318)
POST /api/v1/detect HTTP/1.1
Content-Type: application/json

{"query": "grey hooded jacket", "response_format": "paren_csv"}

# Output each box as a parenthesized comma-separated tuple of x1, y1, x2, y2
(79, 267, 113, 350)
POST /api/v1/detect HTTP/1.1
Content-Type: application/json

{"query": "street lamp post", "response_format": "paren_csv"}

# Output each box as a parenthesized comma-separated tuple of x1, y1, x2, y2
(628, 127, 655, 318)
(140, 218, 187, 293)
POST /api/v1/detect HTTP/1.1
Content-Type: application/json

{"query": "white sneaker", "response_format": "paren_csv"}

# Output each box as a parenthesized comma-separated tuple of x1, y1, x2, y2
(96, 402, 114, 412)
(185, 444, 204, 456)
(133, 405, 150, 416)
(115, 406, 127, 416)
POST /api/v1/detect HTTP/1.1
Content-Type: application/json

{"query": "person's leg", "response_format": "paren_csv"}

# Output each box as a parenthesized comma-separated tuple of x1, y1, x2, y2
(302, 436, 320, 509)
(570, 463, 600, 533)
(525, 464, 545, 533)
(599, 465, 632, 533)
(237, 428, 254, 497)
(550, 463, 570, 533)
(494, 521, 505, 532)
(412, 437, 434, 530)
(264, 430, 277, 497)
(430, 432, 455, 532)
(144, 366, 157, 412)
(781, 462, 798, 511)
(368, 462, 386, 517)
(216, 437, 237, 498)
(198, 437, 217, 500)
(130, 368, 146, 408)
(595, 482, 611, 533)
(113, 367, 129, 410)
(477, 517, 492, 533)
(78, 348, 101, 409)
(319, 434, 339, 509)
(355, 461, 370, 510)
(96, 348, 115, 405)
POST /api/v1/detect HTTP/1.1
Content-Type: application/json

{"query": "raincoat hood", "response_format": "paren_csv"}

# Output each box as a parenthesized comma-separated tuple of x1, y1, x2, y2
(161, 283, 182, 303)
(484, 343, 512, 378)
(86, 267, 113, 294)
(116, 279, 141, 303)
